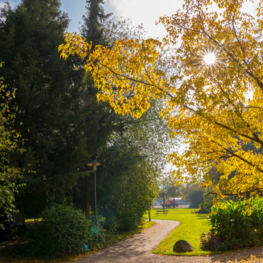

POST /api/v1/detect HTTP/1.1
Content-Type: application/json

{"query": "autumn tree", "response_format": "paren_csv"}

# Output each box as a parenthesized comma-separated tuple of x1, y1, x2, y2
(59, 0, 263, 200)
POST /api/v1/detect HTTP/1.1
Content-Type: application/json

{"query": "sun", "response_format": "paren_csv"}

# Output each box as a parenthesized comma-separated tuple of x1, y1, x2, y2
(204, 53, 216, 65)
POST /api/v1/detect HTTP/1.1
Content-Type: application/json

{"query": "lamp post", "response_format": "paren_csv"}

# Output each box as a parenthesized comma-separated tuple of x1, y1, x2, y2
(163, 189, 165, 213)
(88, 160, 100, 225)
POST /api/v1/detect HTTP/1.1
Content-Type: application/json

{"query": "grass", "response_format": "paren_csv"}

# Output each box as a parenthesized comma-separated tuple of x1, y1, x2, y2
(25, 218, 42, 222)
(146, 208, 263, 259)
(145, 208, 215, 256)
(0, 220, 155, 263)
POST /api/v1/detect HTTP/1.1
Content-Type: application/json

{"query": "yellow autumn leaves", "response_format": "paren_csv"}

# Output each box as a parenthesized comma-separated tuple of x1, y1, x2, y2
(59, 0, 263, 200)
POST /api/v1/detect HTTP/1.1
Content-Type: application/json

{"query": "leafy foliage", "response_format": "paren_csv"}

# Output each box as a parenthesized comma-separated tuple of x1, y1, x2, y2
(59, 0, 263, 199)
(0, 63, 23, 231)
(97, 140, 159, 232)
(210, 198, 263, 250)
(200, 232, 223, 251)
(115, 163, 158, 231)
(27, 205, 108, 257)
(188, 188, 205, 208)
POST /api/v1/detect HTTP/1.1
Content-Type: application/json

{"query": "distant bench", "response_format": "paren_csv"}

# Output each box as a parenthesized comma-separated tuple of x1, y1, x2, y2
(155, 210, 169, 216)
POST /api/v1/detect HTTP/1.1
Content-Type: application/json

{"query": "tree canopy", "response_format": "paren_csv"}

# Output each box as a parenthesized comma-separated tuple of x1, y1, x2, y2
(59, 0, 263, 199)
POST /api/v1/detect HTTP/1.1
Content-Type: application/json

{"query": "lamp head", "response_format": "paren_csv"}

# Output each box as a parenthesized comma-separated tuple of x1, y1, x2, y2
(88, 160, 101, 170)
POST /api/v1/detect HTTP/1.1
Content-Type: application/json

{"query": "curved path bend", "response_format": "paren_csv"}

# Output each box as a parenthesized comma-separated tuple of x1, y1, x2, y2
(75, 219, 263, 263)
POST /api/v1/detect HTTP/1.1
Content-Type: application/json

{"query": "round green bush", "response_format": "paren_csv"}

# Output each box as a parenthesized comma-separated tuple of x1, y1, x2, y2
(29, 204, 108, 257)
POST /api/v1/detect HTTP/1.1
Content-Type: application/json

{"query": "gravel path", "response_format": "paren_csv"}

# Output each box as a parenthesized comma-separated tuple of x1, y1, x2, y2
(75, 219, 263, 263)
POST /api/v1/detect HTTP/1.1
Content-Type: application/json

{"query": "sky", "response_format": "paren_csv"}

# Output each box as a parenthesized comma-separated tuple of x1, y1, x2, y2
(0, 0, 183, 39)
(1, 0, 259, 40)
(0, 0, 260, 39)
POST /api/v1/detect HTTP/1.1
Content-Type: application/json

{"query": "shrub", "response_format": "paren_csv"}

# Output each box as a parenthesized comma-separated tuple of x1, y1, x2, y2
(198, 202, 211, 214)
(199, 207, 210, 214)
(200, 232, 223, 251)
(27, 204, 108, 257)
(188, 189, 204, 208)
(209, 198, 263, 250)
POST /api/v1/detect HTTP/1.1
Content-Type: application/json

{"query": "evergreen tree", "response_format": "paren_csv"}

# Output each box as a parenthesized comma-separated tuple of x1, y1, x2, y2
(72, 0, 117, 215)
(0, 0, 90, 220)
(81, 0, 112, 47)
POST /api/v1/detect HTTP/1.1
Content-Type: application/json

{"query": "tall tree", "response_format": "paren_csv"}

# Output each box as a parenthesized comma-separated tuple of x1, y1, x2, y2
(71, 0, 117, 215)
(0, 0, 90, 219)
(81, 0, 112, 47)
(60, 0, 263, 200)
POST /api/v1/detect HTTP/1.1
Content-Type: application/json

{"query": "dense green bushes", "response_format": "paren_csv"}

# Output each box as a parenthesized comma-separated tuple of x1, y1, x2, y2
(208, 198, 263, 250)
(27, 205, 108, 257)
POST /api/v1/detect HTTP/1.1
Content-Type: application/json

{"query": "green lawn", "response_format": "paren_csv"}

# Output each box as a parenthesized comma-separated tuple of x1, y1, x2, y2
(145, 208, 215, 256)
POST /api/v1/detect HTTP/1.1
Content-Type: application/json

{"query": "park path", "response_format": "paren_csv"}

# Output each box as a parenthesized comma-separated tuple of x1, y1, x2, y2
(75, 219, 179, 263)
(74, 219, 263, 263)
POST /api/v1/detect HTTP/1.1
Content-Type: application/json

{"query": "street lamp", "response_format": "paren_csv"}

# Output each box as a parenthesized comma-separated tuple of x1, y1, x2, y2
(163, 189, 165, 213)
(88, 160, 101, 225)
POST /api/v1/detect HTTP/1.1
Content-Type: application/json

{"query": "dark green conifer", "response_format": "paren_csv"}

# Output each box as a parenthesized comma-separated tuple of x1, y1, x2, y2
(0, 0, 90, 219)
(81, 0, 112, 46)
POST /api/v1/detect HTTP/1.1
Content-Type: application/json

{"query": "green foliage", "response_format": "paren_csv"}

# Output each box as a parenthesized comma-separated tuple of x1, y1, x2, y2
(0, 0, 171, 237)
(198, 203, 211, 214)
(188, 188, 205, 208)
(95, 100, 169, 232)
(198, 193, 212, 213)
(0, 0, 90, 218)
(27, 205, 108, 257)
(81, 0, 112, 47)
(200, 232, 223, 251)
(115, 165, 158, 231)
(210, 198, 263, 250)
(0, 65, 23, 231)
(97, 144, 159, 232)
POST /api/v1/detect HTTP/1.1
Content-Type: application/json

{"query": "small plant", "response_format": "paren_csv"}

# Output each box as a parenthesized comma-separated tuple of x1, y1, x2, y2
(200, 232, 223, 251)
